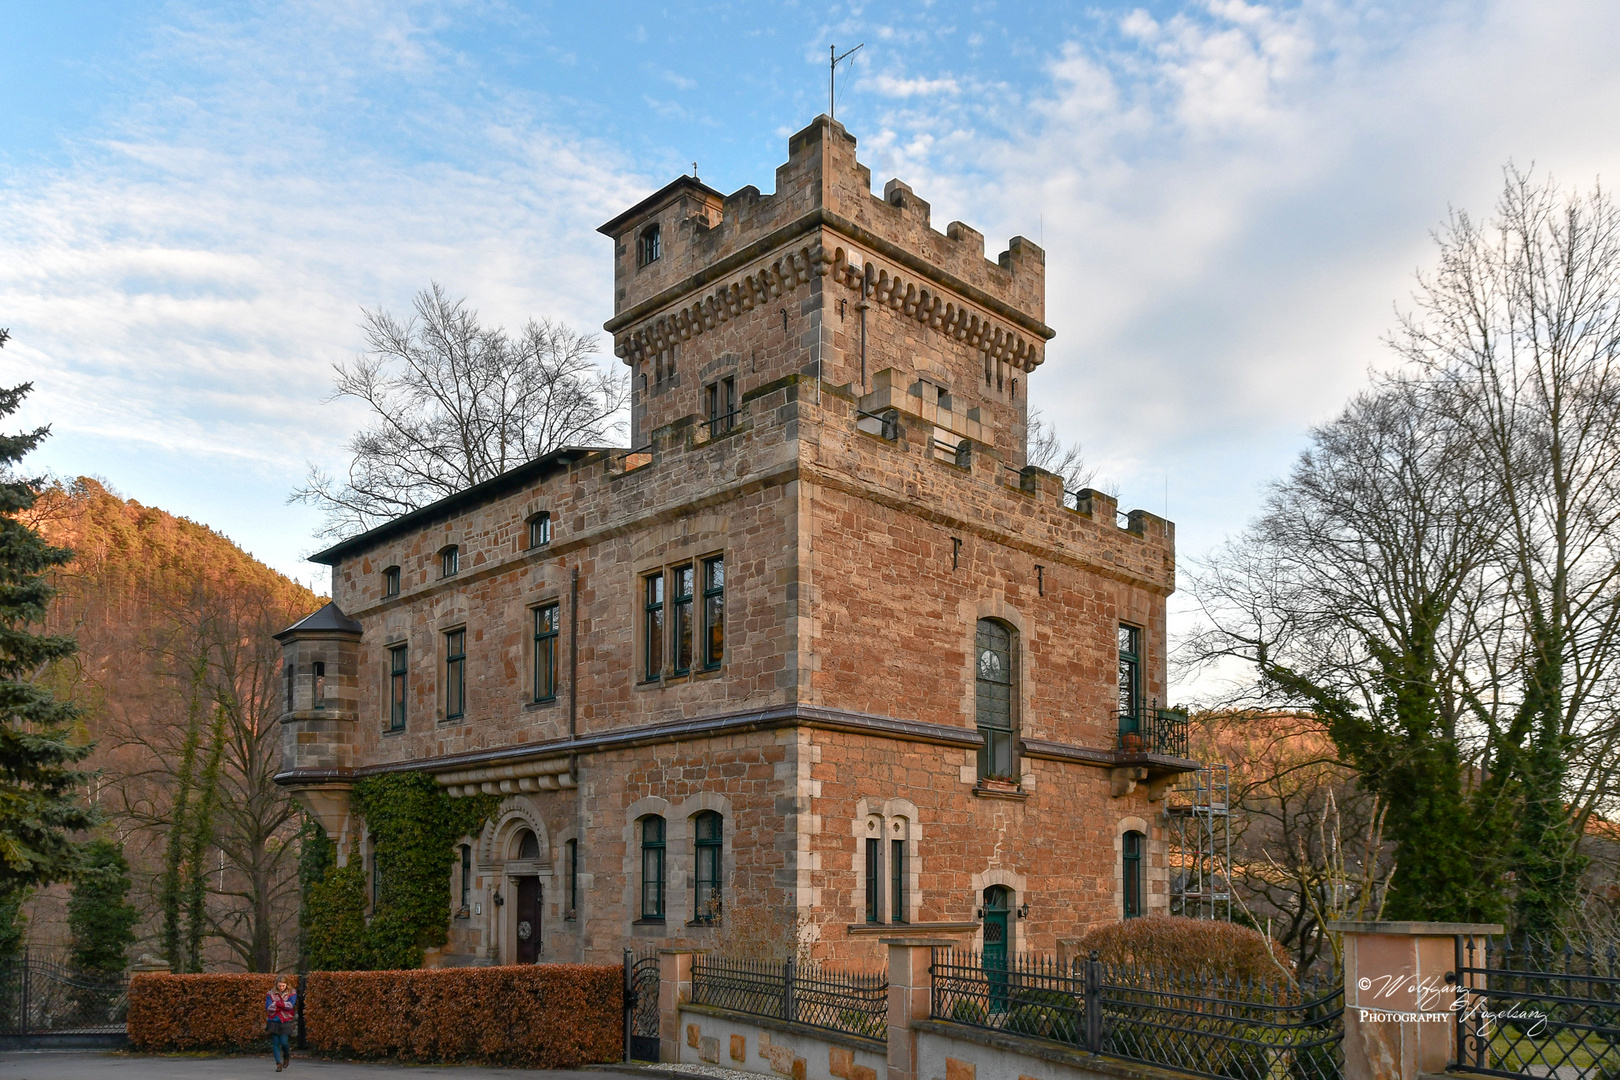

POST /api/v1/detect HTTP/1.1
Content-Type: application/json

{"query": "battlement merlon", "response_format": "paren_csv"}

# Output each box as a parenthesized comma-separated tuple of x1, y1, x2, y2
(599, 114, 1054, 363)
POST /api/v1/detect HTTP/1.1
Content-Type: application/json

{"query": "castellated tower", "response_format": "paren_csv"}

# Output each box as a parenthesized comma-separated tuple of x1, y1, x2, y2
(598, 116, 1048, 467)
(278, 115, 1187, 971)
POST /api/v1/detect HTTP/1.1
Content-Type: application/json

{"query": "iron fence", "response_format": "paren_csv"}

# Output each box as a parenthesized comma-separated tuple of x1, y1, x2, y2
(931, 948, 1343, 1080)
(0, 952, 127, 1036)
(1453, 933, 1620, 1079)
(690, 954, 887, 1042)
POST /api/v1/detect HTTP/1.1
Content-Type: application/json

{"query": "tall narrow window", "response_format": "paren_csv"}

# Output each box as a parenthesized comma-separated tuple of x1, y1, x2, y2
(383, 566, 400, 597)
(639, 816, 666, 920)
(283, 661, 294, 714)
(702, 556, 724, 668)
(528, 512, 552, 549)
(672, 565, 694, 674)
(565, 838, 578, 919)
(441, 546, 459, 577)
(975, 620, 1016, 780)
(1118, 625, 1141, 720)
(460, 844, 472, 910)
(693, 811, 723, 923)
(643, 573, 665, 680)
(312, 661, 326, 710)
(445, 629, 466, 720)
(891, 838, 906, 924)
(706, 377, 736, 435)
(1123, 830, 1145, 918)
(388, 645, 408, 731)
(865, 837, 881, 924)
(534, 603, 560, 702)
(638, 223, 662, 266)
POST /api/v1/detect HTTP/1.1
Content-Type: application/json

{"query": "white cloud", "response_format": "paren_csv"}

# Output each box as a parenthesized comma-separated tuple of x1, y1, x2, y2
(864, 73, 962, 98)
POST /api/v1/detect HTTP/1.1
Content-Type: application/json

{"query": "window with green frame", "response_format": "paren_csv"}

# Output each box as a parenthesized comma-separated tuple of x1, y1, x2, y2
(643, 573, 664, 680)
(534, 603, 560, 702)
(387, 644, 407, 731)
(975, 619, 1016, 780)
(1123, 830, 1144, 918)
(639, 815, 665, 920)
(444, 629, 466, 720)
(702, 556, 724, 668)
(693, 811, 722, 922)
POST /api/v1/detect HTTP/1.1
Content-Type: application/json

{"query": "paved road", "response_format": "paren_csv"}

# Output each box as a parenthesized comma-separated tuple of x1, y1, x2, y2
(0, 1051, 654, 1079)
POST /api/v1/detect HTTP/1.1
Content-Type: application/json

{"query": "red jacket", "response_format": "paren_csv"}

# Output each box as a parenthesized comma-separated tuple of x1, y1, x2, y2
(266, 990, 297, 1023)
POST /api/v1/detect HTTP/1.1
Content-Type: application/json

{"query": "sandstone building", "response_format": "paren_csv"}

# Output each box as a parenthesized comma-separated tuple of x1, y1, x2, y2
(276, 116, 1193, 967)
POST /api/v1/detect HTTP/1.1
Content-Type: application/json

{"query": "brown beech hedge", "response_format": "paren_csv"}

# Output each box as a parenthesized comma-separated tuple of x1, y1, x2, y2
(307, 966, 622, 1067)
(129, 966, 622, 1066)
(128, 973, 278, 1051)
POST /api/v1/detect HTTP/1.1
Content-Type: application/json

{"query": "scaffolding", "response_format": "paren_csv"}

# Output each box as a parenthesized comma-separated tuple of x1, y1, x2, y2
(1165, 764, 1232, 921)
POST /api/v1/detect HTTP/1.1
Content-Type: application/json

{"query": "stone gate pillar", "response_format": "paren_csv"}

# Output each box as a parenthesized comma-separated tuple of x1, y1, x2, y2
(658, 949, 704, 1064)
(883, 937, 955, 1080)
(1329, 920, 1501, 1080)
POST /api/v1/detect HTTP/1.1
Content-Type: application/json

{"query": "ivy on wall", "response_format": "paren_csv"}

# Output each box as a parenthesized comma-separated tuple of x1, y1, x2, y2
(301, 773, 498, 971)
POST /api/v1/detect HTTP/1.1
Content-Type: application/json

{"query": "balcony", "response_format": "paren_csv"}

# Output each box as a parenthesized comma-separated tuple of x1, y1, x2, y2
(1114, 705, 1189, 759)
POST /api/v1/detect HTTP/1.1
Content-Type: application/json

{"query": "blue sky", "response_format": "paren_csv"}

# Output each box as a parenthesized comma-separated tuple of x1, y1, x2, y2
(5, 1, 1620, 645)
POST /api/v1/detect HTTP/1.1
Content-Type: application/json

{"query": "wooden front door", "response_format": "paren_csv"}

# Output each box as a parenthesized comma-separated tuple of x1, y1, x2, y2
(515, 877, 542, 963)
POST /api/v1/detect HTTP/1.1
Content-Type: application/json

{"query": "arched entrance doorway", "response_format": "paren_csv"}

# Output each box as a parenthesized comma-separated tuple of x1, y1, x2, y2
(982, 885, 1011, 1010)
(512, 829, 543, 963)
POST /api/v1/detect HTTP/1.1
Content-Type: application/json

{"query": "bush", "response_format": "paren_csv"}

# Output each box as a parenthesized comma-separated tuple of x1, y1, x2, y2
(128, 973, 276, 1051)
(1005, 988, 1082, 1044)
(1077, 915, 1294, 984)
(306, 965, 622, 1068)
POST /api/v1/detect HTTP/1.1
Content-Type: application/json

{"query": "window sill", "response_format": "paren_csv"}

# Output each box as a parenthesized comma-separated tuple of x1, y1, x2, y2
(633, 918, 667, 926)
(846, 922, 978, 936)
(382, 725, 408, 737)
(686, 919, 721, 928)
(972, 783, 1029, 801)
(524, 697, 559, 711)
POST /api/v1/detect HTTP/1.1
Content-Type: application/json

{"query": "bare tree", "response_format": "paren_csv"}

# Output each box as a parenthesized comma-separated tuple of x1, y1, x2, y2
(294, 284, 629, 539)
(1026, 409, 1098, 492)
(1394, 168, 1620, 933)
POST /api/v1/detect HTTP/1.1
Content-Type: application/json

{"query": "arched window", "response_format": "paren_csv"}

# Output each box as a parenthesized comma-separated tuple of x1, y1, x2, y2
(440, 545, 459, 577)
(514, 829, 540, 861)
(1123, 830, 1145, 919)
(639, 816, 666, 920)
(528, 512, 552, 549)
(975, 619, 1016, 781)
(693, 811, 722, 923)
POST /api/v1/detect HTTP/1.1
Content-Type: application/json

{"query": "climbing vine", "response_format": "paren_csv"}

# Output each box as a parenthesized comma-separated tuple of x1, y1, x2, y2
(301, 772, 497, 971)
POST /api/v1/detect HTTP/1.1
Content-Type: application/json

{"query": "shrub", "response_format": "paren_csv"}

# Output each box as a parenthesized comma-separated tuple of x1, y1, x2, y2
(68, 839, 139, 975)
(1077, 915, 1294, 985)
(1005, 987, 1082, 1044)
(306, 965, 621, 1068)
(128, 973, 276, 1051)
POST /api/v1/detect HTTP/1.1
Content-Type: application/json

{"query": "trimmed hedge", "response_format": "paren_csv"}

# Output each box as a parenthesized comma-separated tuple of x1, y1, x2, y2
(129, 965, 623, 1068)
(128, 973, 276, 1051)
(307, 966, 622, 1067)
(1077, 914, 1295, 984)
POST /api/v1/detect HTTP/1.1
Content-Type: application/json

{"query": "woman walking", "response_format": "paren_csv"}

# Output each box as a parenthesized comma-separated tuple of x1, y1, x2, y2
(266, 975, 297, 1071)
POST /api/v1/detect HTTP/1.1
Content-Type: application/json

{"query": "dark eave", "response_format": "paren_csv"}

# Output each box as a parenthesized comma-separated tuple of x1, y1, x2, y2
(307, 445, 616, 566)
(596, 175, 726, 237)
(274, 601, 362, 641)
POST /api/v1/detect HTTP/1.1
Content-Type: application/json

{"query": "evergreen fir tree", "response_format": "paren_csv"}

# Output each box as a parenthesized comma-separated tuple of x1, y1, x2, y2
(67, 839, 138, 974)
(0, 342, 96, 898)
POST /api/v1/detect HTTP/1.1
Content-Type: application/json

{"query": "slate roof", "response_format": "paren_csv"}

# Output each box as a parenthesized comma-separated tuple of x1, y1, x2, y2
(274, 601, 363, 641)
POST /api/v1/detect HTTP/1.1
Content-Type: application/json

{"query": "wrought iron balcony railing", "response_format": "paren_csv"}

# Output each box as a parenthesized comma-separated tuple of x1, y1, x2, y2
(1114, 706, 1189, 759)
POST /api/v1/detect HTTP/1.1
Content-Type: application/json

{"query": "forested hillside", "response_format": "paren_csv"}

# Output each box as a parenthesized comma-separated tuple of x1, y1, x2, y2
(25, 477, 321, 971)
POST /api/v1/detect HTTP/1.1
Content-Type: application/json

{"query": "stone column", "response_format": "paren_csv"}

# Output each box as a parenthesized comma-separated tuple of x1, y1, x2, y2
(1329, 920, 1501, 1080)
(657, 949, 704, 1064)
(883, 937, 954, 1080)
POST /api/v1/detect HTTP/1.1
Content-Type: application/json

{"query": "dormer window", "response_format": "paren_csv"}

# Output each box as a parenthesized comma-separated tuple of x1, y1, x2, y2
(440, 546, 459, 578)
(528, 511, 552, 549)
(637, 223, 662, 267)
(383, 566, 400, 597)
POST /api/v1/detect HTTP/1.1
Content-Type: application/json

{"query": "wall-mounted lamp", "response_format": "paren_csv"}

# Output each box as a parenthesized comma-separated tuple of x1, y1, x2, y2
(493, 890, 505, 907)
(1017, 903, 1031, 919)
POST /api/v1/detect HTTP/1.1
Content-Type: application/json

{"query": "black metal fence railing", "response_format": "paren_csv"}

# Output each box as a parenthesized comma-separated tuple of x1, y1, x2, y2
(930, 948, 1344, 1080)
(1453, 933, 1620, 1079)
(0, 952, 128, 1036)
(1114, 706, 1190, 759)
(689, 955, 887, 1042)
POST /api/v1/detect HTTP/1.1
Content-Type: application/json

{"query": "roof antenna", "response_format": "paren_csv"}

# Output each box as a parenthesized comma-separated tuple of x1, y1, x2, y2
(692, 161, 699, 179)
(830, 43, 864, 121)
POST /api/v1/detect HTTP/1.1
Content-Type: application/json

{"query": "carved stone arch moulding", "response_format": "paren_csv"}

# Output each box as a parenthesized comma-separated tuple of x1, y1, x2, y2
(478, 797, 550, 867)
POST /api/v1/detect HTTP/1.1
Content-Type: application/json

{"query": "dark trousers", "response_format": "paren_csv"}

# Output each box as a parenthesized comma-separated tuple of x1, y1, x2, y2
(270, 1030, 289, 1064)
